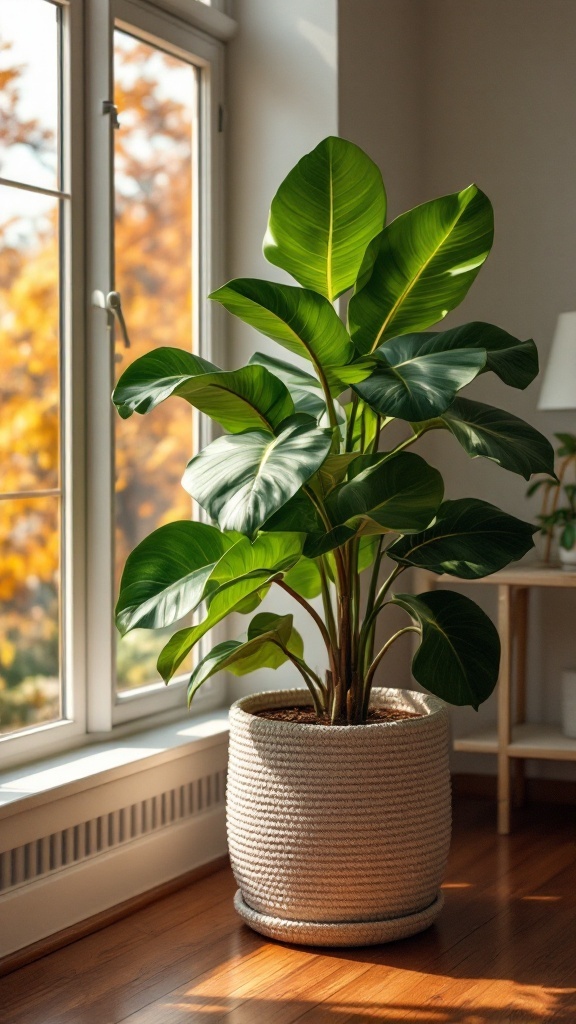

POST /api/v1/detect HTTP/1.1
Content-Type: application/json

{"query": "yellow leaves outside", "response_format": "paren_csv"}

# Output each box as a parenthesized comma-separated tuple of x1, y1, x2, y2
(1, 33, 197, 729)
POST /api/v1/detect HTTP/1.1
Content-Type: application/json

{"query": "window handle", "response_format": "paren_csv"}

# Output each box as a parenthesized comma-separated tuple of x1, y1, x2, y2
(91, 289, 131, 350)
(105, 291, 131, 349)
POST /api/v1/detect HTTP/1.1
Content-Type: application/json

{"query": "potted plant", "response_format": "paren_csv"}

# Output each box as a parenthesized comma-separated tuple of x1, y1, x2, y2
(112, 137, 552, 946)
(528, 433, 576, 567)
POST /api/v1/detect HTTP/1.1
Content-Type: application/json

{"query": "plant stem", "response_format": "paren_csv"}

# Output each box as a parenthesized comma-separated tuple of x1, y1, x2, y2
(287, 654, 325, 716)
(348, 538, 361, 691)
(315, 367, 340, 432)
(358, 563, 404, 670)
(303, 485, 347, 599)
(364, 625, 420, 697)
(345, 392, 359, 450)
(318, 556, 337, 646)
(388, 426, 429, 458)
(364, 537, 384, 622)
(292, 655, 327, 698)
(276, 579, 339, 684)
(371, 415, 381, 454)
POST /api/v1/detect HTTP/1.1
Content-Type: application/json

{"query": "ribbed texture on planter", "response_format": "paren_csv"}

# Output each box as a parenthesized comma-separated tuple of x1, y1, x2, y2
(227, 687, 451, 947)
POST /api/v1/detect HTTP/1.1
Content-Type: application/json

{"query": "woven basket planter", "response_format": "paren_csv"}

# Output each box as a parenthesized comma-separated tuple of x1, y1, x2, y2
(227, 686, 451, 947)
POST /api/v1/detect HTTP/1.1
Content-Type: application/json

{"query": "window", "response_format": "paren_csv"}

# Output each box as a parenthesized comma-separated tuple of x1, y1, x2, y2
(0, 0, 226, 766)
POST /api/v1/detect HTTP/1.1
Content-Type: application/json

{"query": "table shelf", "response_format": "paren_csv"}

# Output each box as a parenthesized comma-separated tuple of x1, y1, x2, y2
(415, 564, 576, 833)
(454, 723, 576, 760)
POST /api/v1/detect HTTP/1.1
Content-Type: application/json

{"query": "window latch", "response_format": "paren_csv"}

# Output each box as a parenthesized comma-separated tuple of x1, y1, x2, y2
(102, 100, 120, 129)
(106, 291, 131, 349)
(92, 289, 131, 349)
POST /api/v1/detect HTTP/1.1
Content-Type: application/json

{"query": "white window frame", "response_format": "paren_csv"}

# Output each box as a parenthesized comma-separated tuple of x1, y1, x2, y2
(0, 0, 231, 768)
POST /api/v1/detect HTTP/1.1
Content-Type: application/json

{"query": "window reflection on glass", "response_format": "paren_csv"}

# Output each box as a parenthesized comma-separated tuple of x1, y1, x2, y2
(0, 497, 61, 735)
(0, 0, 60, 190)
(0, 187, 60, 494)
(113, 31, 197, 693)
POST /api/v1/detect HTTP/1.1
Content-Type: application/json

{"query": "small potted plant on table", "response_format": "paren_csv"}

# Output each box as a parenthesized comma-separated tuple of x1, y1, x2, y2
(113, 137, 552, 946)
(528, 433, 576, 567)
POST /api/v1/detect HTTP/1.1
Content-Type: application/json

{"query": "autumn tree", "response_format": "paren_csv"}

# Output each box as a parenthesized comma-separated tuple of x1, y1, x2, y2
(0, 32, 195, 727)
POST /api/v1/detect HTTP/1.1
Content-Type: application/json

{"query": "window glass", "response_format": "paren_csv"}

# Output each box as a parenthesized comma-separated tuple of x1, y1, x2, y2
(0, 497, 61, 734)
(0, 0, 60, 190)
(0, 188, 60, 494)
(0, 2, 63, 738)
(113, 31, 198, 693)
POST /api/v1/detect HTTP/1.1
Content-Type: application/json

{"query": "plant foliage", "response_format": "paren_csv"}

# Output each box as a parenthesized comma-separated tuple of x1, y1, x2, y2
(113, 137, 551, 723)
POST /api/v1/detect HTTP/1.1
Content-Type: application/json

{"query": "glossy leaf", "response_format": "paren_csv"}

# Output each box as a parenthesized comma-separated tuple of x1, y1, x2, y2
(311, 453, 361, 499)
(394, 322, 539, 390)
(187, 612, 303, 705)
(282, 557, 322, 598)
(115, 521, 233, 636)
(440, 398, 555, 479)
(249, 351, 327, 419)
(349, 185, 494, 354)
(343, 400, 380, 452)
(210, 279, 355, 382)
(182, 420, 333, 535)
(327, 452, 444, 535)
(113, 347, 293, 433)
(264, 136, 386, 301)
(303, 525, 356, 558)
(388, 498, 536, 578)
(158, 533, 304, 681)
(353, 334, 486, 421)
(262, 489, 325, 535)
(392, 590, 500, 709)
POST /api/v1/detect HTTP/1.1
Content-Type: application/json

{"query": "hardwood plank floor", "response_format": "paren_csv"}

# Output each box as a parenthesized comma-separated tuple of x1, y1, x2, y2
(1, 799, 575, 1023)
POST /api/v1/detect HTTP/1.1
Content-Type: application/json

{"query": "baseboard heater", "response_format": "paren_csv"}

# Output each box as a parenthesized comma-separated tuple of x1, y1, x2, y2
(0, 730, 229, 960)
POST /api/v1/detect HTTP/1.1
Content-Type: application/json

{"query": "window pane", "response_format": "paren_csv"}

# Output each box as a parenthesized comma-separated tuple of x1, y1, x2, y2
(113, 31, 197, 693)
(0, 496, 61, 736)
(0, 186, 60, 494)
(0, 0, 60, 190)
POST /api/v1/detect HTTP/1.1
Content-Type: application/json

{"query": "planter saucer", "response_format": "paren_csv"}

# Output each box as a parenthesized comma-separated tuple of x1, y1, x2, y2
(234, 889, 444, 948)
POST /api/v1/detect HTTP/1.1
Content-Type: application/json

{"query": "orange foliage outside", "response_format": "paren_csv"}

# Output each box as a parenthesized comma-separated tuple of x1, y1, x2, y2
(0, 36, 195, 727)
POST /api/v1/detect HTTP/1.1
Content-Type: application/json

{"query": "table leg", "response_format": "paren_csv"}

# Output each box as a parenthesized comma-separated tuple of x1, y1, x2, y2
(497, 585, 513, 834)
(513, 587, 529, 808)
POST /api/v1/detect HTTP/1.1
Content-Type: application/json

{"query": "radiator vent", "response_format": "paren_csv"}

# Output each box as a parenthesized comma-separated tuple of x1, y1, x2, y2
(0, 768, 227, 895)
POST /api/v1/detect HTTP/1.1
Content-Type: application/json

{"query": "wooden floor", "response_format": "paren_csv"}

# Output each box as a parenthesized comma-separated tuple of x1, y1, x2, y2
(1, 799, 575, 1023)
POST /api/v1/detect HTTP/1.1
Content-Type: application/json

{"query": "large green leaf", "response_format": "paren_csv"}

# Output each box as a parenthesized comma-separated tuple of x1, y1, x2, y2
(353, 334, 486, 421)
(263, 136, 386, 301)
(392, 590, 500, 709)
(187, 613, 304, 705)
(182, 420, 333, 535)
(327, 452, 444, 535)
(210, 279, 355, 385)
(262, 489, 325, 535)
(158, 533, 304, 681)
(257, 489, 350, 557)
(440, 398, 555, 479)
(342, 400, 380, 452)
(348, 185, 494, 354)
(112, 348, 293, 433)
(388, 498, 536, 578)
(310, 453, 362, 499)
(282, 557, 322, 598)
(249, 352, 327, 419)
(392, 322, 538, 390)
(115, 522, 234, 636)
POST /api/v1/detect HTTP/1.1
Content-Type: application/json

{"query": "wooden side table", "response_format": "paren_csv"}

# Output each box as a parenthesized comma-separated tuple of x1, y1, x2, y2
(414, 565, 576, 834)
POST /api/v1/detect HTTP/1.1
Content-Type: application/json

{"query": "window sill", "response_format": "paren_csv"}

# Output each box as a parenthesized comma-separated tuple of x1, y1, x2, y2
(0, 709, 230, 819)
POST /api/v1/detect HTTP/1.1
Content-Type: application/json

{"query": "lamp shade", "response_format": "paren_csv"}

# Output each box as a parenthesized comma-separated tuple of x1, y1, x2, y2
(538, 312, 576, 410)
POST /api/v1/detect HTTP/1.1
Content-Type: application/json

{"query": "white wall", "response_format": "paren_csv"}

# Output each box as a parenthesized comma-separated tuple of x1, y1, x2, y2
(339, 0, 576, 778)
(225, 0, 338, 696)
